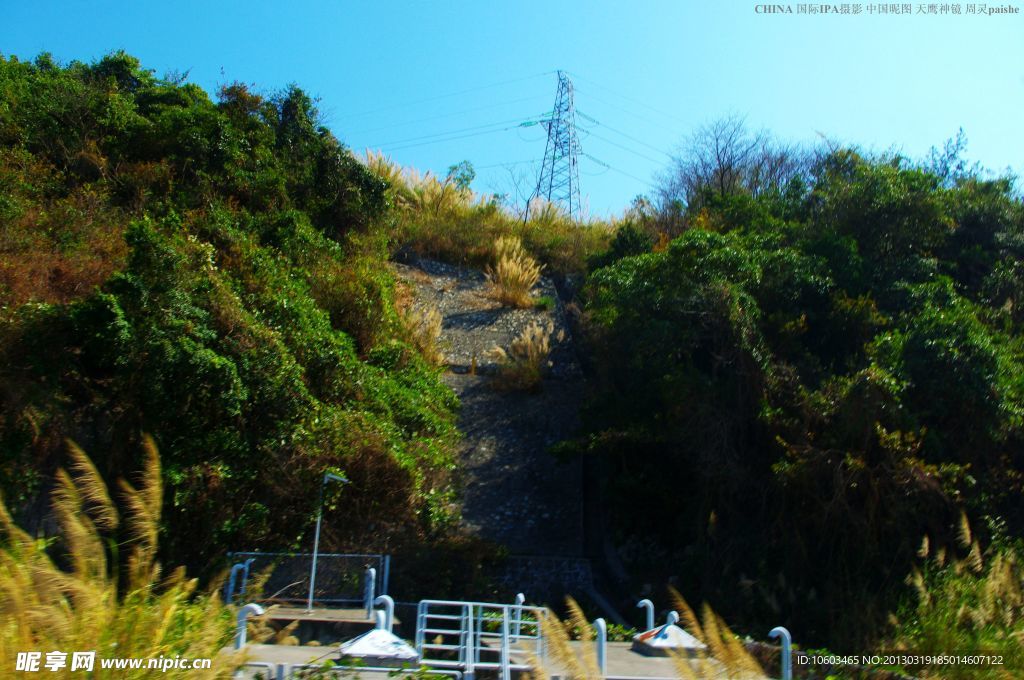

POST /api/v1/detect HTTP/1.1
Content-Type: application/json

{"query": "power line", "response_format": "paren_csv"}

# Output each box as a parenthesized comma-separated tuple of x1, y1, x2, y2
(368, 114, 545, 149)
(577, 110, 673, 160)
(344, 94, 550, 137)
(567, 71, 689, 126)
(378, 120, 543, 153)
(475, 158, 542, 170)
(573, 85, 674, 131)
(582, 129, 666, 165)
(582, 152, 657, 190)
(334, 71, 556, 121)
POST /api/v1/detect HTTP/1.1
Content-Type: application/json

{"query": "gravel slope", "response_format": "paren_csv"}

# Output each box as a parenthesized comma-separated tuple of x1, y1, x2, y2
(392, 257, 585, 556)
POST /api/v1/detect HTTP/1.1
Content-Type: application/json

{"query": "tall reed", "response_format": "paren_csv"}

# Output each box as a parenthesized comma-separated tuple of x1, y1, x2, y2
(0, 438, 240, 678)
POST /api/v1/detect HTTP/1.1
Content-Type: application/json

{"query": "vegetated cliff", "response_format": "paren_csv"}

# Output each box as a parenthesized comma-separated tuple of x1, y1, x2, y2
(0, 51, 459, 571)
(568, 150, 1024, 650)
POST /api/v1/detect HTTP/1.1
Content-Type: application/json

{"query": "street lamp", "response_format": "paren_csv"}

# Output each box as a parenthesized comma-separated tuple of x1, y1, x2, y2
(307, 472, 349, 611)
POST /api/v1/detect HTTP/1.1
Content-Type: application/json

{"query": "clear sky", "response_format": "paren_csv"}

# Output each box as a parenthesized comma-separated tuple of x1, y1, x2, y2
(3, 1, 1022, 217)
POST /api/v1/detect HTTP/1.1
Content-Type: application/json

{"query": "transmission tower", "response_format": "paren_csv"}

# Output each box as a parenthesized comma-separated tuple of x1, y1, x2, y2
(532, 70, 582, 220)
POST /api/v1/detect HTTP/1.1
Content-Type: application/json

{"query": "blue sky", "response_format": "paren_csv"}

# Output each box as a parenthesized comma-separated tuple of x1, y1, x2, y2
(3, 1, 1022, 216)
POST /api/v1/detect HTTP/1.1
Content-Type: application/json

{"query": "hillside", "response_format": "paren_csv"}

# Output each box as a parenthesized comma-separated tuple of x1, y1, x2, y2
(3, 51, 1024, 674)
(0, 52, 461, 570)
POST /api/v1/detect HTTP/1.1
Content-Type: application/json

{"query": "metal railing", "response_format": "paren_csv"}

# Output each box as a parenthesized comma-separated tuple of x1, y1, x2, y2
(225, 552, 389, 606)
(414, 598, 548, 680)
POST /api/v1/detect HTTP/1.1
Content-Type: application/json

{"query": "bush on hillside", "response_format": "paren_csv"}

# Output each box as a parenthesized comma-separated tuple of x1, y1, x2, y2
(0, 52, 459, 574)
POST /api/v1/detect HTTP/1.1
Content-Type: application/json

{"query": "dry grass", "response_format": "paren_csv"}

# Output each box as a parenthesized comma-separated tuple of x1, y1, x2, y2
(889, 526, 1024, 679)
(361, 151, 615, 276)
(487, 320, 562, 392)
(527, 598, 601, 679)
(525, 595, 765, 680)
(400, 304, 445, 367)
(0, 437, 240, 678)
(486, 236, 543, 309)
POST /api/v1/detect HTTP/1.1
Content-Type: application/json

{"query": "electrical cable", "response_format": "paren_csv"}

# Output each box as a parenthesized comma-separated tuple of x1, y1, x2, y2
(333, 71, 556, 121)
(475, 158, 543, 170)
(344, 94, 550, 137)
(517, 125, 548, 143)
(582, 152, 657, 189)
(573, 85, 674, 130)
(367, 114, 545, 149)
(581, 163, 610, 177)
(378, 120, 544, 153)
(567, 71, 689, 126)
(577, 110, 673, 159)
(583, 130, 666, 165)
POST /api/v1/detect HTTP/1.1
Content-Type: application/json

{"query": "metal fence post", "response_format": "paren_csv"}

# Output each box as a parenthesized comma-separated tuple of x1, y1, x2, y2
(512, 593, 525, 639)
(364, 566, 377, 619)
(594, 617, 607, 676)
(464, 603, 475, 679)
(500, 606, 511, 680)
(240, 558, 255, 595)
(769, 626, 792, 680)
(415, 600, 427, 654)
(234, 603, 265, 649)
(225, 563, 244, 603)
(636, 598, 654, 631)
(374, 594, 395, 632)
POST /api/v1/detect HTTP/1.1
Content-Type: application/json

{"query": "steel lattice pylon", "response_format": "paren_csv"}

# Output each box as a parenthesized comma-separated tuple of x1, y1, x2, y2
(532, 70, 582, 220)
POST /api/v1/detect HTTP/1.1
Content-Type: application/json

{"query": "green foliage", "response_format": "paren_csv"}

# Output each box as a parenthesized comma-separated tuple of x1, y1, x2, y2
(576, 149, 1024, 648)
(0, 52, 459, 574)
(588, 222, 654, 270)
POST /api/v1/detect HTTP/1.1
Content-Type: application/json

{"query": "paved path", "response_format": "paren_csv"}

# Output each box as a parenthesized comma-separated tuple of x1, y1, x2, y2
(393, 258, 585, 557)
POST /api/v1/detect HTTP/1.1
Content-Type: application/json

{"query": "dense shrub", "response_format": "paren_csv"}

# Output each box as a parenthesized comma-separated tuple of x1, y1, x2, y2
(573, 151, 1024, 648)
(0, 52, 458, 574)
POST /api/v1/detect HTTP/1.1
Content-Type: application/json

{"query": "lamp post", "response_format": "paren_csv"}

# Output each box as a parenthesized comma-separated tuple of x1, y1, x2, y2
(307, 472, 348, 612)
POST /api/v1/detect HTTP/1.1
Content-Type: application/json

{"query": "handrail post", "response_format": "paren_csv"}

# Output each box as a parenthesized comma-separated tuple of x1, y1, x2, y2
(513, 593, 526, 639)
(240, 558, 255, 595)
(636, 598, 654, 630)
(225, 563, 244, 603)
(234, 603, 265, 649)
(769, 626, 793, 680)
(364, 566, 377, 619)
(500, 606, 512, 680)
(465, 604, 475, 678)
(594, 617, 607, 676)
(415, 600, 426, 654)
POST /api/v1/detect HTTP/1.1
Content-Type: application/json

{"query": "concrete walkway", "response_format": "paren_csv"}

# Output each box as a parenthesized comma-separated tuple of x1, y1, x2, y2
(233, 640, 767, 679)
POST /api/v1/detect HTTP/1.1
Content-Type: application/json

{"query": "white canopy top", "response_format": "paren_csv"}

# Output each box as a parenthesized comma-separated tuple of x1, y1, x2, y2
(633, 623, 707, 651)
(340, 628, 420, 661)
